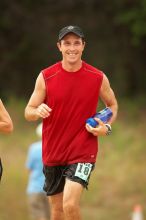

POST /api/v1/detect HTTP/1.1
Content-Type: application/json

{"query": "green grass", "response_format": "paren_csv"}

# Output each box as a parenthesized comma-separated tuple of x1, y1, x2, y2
(0, 98, 146, 220)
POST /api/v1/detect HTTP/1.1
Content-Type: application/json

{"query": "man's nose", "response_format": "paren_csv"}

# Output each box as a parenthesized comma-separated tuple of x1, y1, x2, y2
(69, 44, 76, 50)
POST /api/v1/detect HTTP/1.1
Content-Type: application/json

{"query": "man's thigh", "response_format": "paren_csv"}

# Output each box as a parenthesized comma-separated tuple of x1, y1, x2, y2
(49, 192, 63, 209)
(63, 179, 84, 205)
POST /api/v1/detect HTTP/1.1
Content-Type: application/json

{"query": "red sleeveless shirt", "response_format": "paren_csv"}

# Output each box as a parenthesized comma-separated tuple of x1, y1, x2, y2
(42, 61, 103, 166)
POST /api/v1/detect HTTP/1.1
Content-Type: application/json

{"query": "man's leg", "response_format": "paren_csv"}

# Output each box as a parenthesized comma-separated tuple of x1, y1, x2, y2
(48, 192, 64, 220)
(63, 179, 84, 220)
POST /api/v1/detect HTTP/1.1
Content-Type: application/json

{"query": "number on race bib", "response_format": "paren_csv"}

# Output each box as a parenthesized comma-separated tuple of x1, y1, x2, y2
(75, 163, 92, 181)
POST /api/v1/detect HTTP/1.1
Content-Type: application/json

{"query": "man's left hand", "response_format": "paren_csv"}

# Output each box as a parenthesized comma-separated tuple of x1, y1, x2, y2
(85, 118, 108, 136)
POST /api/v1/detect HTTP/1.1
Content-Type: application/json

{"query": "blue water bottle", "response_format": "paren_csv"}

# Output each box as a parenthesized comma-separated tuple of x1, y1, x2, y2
(86, 107, 113, 127)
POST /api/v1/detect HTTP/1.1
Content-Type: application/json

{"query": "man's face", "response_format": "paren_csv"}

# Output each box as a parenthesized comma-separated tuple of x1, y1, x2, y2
(57, 33, 85, 65)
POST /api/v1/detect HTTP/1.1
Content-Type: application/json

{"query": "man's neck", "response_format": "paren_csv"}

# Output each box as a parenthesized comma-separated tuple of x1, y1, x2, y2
(61, 60, 82, 72)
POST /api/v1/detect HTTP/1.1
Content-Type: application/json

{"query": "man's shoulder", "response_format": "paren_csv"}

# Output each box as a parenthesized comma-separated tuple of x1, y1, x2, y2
(83, 61, 103, 76)
(42, 62, 61, 79)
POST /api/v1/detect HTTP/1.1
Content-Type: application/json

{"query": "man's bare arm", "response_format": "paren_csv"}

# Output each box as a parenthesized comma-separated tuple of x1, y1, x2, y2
(25, 72, 52, 121)
(99, 74, 118, 124)
(86, 74, 118, 136)
(0, 99, 13, 133)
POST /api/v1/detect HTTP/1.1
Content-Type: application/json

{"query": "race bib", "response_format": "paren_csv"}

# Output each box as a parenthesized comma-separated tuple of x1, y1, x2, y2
(75, 163, 93, 181)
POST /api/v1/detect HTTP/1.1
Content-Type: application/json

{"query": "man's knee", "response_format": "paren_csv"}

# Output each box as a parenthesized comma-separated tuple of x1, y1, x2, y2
(52, 205, 63, 213)
(63, 201, 78, 215)
(51, 206, 64, 220)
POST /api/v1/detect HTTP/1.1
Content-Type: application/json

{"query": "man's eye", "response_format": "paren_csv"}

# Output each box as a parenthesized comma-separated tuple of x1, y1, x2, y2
(64, 42, 70, 46)
(74, 42, 81, 46)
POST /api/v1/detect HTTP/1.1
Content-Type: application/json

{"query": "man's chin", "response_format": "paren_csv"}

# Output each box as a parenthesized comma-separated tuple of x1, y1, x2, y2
(67, 59, 78, 65)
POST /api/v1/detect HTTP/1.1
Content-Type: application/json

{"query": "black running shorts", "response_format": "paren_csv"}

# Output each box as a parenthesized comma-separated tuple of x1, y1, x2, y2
(43, 163, 94, 196)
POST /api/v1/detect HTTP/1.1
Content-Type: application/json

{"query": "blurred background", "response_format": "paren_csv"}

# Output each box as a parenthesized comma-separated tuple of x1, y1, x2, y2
(0, 0, 146, 219)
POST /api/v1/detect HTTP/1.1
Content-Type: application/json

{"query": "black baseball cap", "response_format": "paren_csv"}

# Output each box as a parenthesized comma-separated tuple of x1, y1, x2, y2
(58, 25, 85, 41)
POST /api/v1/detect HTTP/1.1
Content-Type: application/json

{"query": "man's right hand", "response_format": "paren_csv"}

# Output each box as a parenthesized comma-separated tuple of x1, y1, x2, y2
(36, 103, 52, 119)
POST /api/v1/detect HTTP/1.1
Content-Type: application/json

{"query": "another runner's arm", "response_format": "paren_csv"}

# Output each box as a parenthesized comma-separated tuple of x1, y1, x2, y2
(99, 74, 118, 125)
(24, 72, 52, 121)
(0, 99, 13, 133)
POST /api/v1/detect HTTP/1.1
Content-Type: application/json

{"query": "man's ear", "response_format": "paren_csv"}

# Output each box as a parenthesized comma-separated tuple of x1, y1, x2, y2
(57, 42, 61, 52)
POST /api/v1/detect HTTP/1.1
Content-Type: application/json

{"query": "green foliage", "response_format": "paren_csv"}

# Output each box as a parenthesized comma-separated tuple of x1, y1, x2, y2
(0, 1, 146, 97)
(115, 0, 146, 45)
